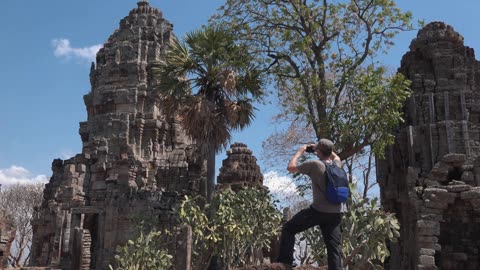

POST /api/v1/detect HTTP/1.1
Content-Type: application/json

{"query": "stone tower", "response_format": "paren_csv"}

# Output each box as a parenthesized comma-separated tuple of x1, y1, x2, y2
(377, 22, 480, 270)
(217, 143, 264, 191)
(30, 2, 205, 269)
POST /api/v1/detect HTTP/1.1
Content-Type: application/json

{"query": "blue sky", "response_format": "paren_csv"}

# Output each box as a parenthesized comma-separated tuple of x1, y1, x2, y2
(1, 0, 479, 187)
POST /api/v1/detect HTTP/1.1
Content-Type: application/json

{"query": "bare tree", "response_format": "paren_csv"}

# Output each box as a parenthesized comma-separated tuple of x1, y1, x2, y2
(0, 183, 44, 267)
(343, 147, 378, 198)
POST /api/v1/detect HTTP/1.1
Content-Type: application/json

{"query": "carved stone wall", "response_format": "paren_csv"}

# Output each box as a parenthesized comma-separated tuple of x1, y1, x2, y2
(217, 143, 264, 191)
(0, 210, 15, 268)
(377, 22, 480, 270)
(30, 2, 205, 269)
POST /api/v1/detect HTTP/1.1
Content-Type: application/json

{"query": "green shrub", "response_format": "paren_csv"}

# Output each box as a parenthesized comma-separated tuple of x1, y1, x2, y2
(299, 184, 400, 270)
(178, 187, 282, 270)
(109, 230, 172, 270)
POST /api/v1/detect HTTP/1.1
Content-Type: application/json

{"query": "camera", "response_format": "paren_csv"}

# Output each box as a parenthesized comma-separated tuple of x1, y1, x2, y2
(306, 145, 315, 153)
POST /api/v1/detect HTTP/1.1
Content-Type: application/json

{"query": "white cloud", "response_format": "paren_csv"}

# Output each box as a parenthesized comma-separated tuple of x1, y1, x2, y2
(52, 38, 102, 62)
(264, 171, 305, 208)
(0, 166, 48, 187)
(264, 171, 297, 197)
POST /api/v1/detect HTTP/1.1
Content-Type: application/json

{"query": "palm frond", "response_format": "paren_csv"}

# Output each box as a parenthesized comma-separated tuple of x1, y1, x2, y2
(224, 99, 256, 130)
(219, 69, 237, 93)
(235, 66, 264, 98)
(153, 39, 202, 98)
(179, 96, 231, 154)
(152, 25, 266, 154)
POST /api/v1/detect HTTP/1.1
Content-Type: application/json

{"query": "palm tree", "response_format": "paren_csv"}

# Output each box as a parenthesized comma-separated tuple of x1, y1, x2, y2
(153, 26, 264, 201)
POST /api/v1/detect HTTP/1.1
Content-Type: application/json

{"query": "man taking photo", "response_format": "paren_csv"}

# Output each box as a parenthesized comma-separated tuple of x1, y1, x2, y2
(277, 138, 343, 270)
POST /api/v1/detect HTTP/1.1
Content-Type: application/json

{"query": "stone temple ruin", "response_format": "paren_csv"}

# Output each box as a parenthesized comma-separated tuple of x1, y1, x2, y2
(0, 209, 15, 268)
(23, 2, 480, 270)
(30, 1, 206, 269)
(28, 2, 267, 269)
(217, 143, 264, 191)
(377, 22, 480, 270)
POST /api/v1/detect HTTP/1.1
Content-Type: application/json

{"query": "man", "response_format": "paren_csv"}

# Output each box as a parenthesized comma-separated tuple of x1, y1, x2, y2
(278, 138, 343, 269)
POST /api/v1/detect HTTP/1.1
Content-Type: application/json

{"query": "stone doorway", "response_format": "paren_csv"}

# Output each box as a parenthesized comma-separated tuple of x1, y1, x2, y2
(83, 213, 99, 268)
(71, 212, 101, 270)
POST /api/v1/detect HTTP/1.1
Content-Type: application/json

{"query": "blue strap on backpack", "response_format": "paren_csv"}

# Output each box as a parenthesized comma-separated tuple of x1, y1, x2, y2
(322, 161, 350, 204)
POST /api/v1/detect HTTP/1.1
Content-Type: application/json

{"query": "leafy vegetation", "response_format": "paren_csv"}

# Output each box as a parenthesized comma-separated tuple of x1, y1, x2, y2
(213, 0, 414, 159)
(178, 187, 282, 270)
(297, 185, 400, 269)
(109, 230, 172, 270)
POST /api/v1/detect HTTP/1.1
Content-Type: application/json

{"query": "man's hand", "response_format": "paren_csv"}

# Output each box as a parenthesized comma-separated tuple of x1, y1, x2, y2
(297, 145, 308, 154)
(287, 145, 308, 173)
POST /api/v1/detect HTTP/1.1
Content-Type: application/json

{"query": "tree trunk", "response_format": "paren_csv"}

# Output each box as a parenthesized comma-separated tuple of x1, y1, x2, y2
(206, 140, 220, 269)
(206, 141, 216, 202)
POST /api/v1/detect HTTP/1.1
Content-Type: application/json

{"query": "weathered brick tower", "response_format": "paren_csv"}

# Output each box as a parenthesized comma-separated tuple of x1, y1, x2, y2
(30, 1, 205, 269)
(217, 142, 264, 191)
(377, 22, 480, 270)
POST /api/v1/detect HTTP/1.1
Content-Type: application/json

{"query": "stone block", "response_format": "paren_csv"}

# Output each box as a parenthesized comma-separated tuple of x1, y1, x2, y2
(425, 180, 441, 186)
(92, 163, 107, 172)
(423, 187, 447, 195)
(419, 206, 444, 215)
(417, 220, 440, 236)
(76, 164, 87, 173)
(429, 165, 449, 181)
(449, 180, 466, 185)
(60, 187, 75, 198)
(419, 248, 436, 256)
(461, 171, 474, 184)
(442, 153, 466, 164)
(418, 265, 437, 270)
(418, 235, 439, 245)
(420, 214, 443, 222)
(445, 184, 471, 192)
(423, 188, 456, 203)
(92, 181, 107, 190)
(106, 174, 119, 181)
(460, 187, 480, 200)
(417, 219, 438, 228)
(67, 164, 76, 173)
(71, 172, 80, 179)
(419, 255, 435, 266)
(424, 200, 448, 209)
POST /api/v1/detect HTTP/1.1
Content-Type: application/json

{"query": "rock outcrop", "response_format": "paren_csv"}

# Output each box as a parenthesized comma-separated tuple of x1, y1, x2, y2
(377, 22, 480, 270)
(30, 2, 205, 269)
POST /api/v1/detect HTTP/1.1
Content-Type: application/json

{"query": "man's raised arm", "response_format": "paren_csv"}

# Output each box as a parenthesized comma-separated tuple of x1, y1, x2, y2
(330, 151, 341, 162)
(287, 145, 307, 173)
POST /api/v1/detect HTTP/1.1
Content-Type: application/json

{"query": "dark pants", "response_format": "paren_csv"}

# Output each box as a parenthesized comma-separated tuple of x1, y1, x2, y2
(277, 207, 343, 270)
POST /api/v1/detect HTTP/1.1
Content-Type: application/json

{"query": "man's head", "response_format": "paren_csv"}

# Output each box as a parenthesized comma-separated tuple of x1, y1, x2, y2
(315, 138, 334, 159)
